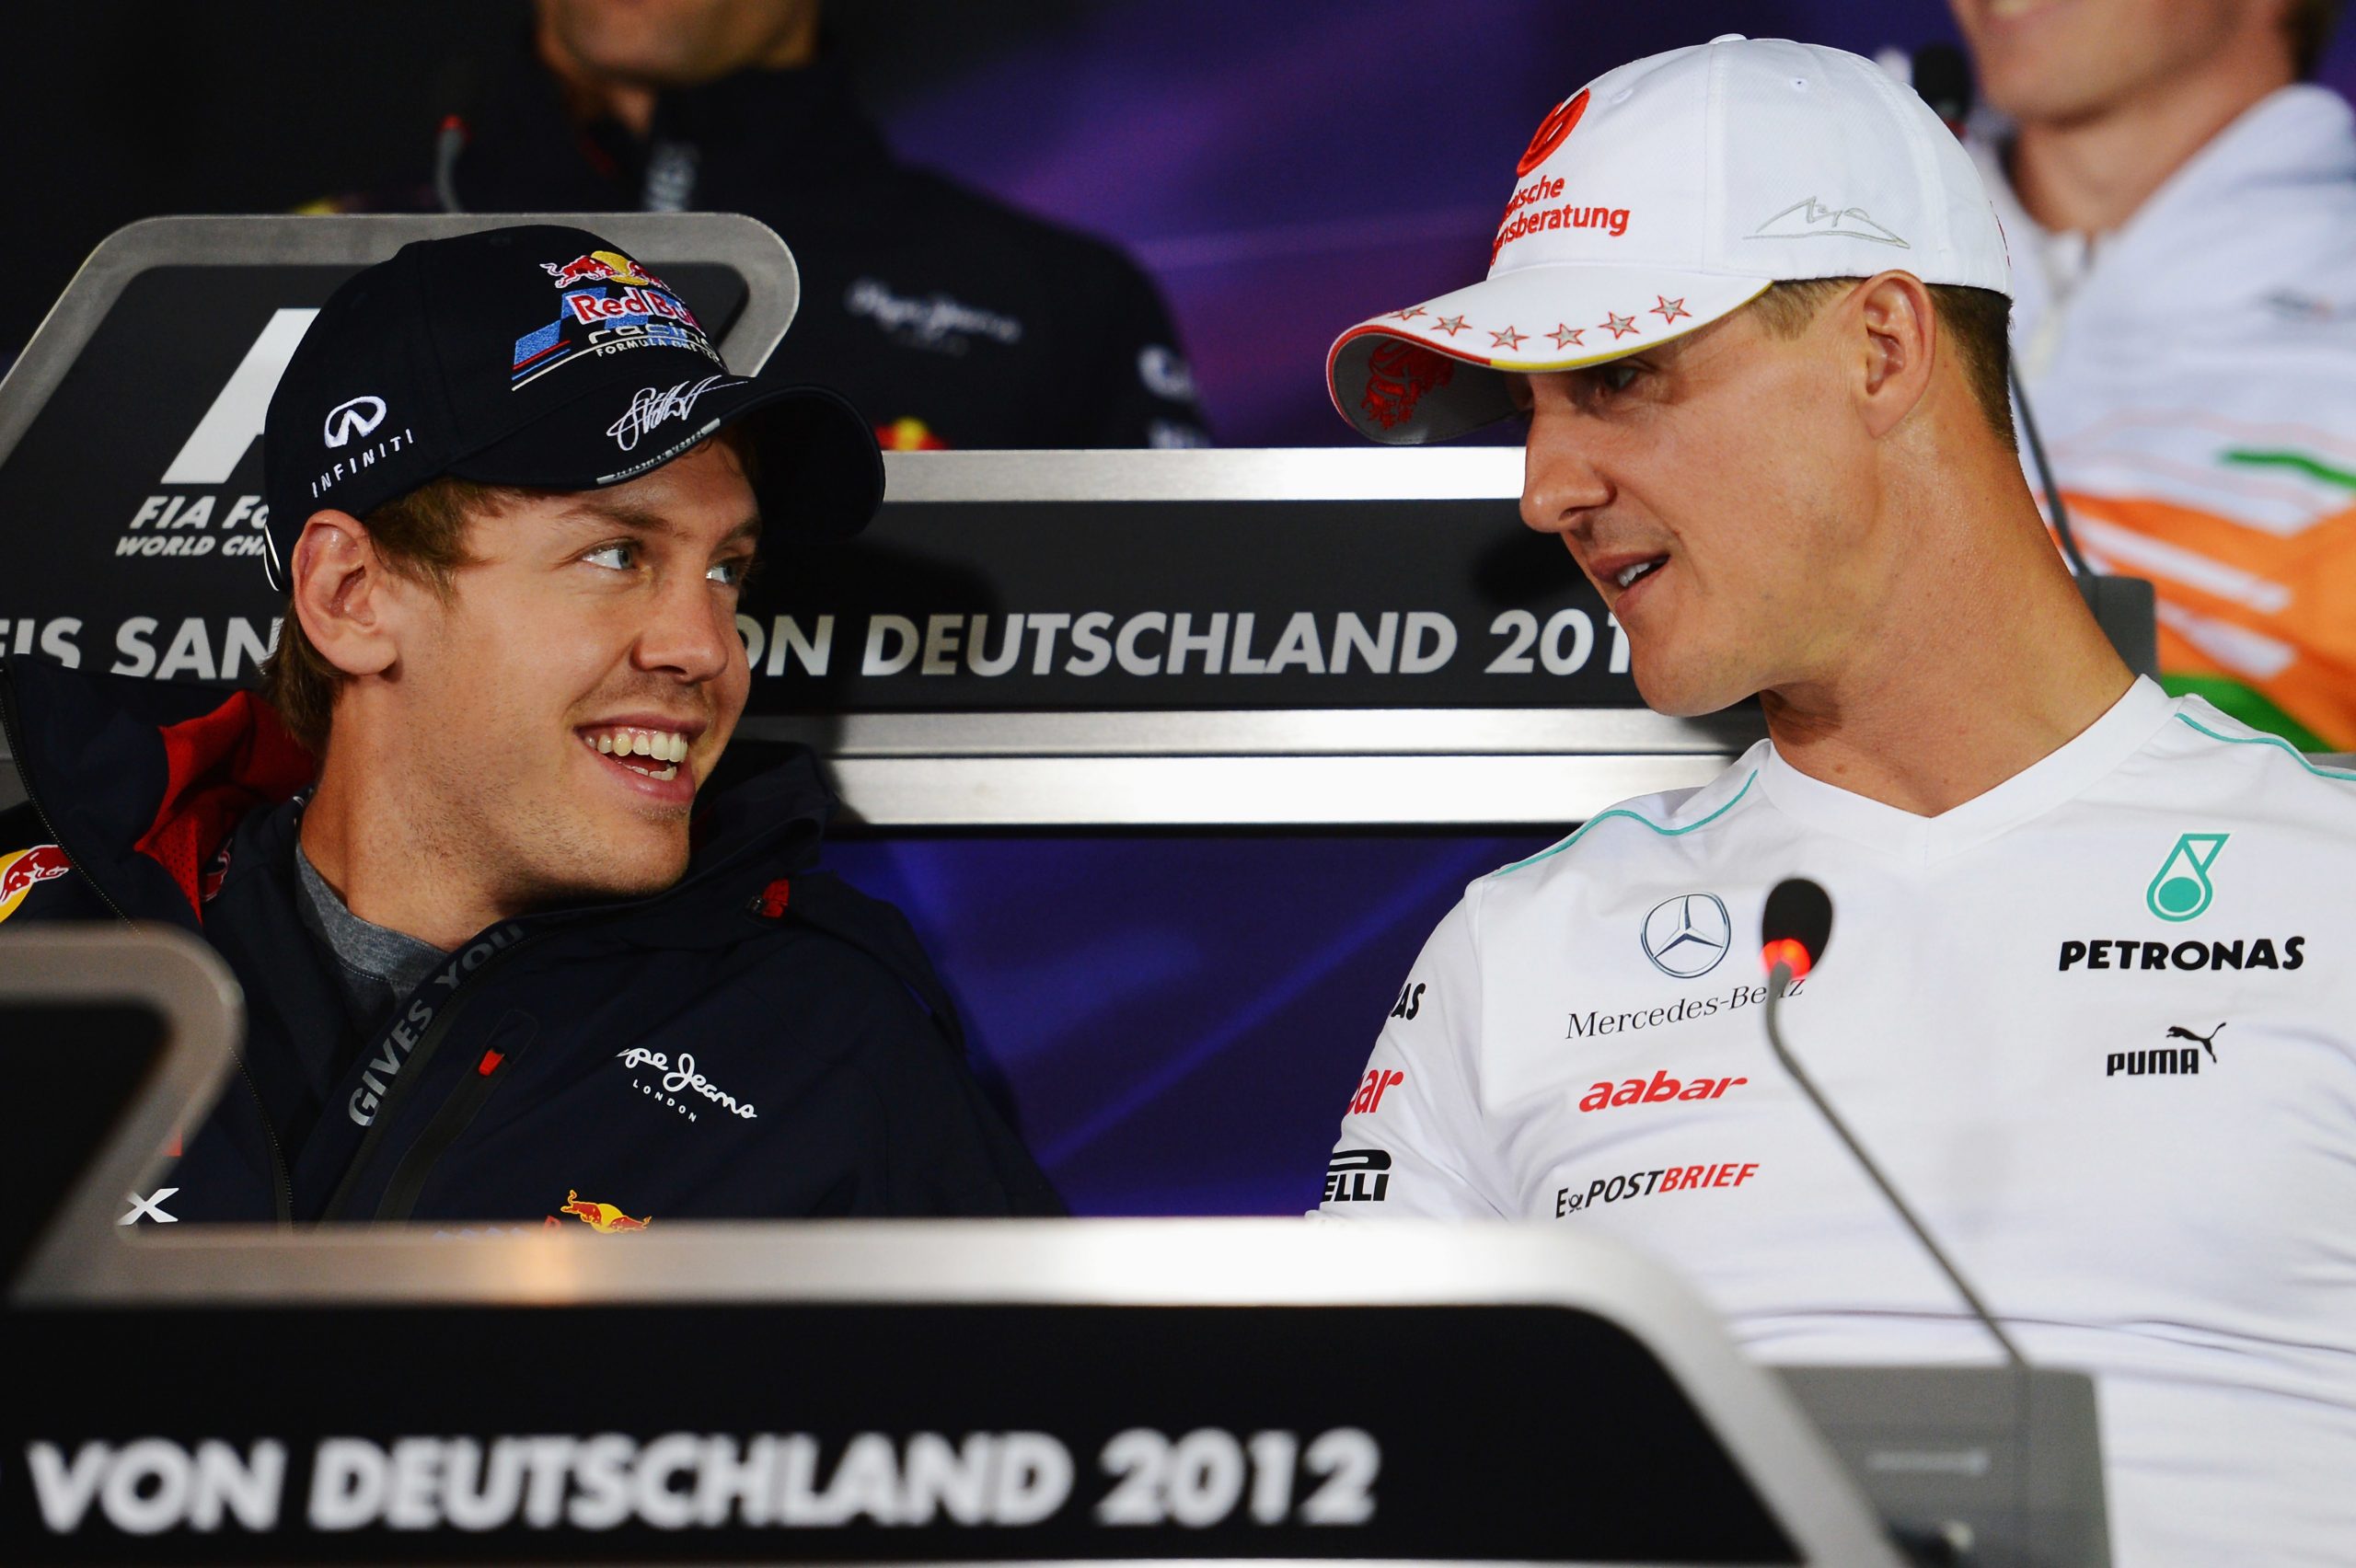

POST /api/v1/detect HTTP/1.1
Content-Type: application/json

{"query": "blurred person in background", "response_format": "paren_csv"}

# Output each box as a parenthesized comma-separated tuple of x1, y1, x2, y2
(317, 0, 1207, 453)
(1950, 0, 2356, 750)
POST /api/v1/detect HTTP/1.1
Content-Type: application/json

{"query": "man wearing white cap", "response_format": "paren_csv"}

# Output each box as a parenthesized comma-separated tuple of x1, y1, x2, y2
(1319, 35, 2356, 1567)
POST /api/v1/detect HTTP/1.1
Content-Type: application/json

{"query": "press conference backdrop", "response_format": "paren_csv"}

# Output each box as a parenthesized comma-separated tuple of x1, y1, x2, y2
(0, 217, 1751, 1215)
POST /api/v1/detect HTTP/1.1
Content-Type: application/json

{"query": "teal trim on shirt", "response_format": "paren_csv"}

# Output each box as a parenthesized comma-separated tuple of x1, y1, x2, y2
(2174, 713, 2356, 781)
(1495, 770, 1760, 877)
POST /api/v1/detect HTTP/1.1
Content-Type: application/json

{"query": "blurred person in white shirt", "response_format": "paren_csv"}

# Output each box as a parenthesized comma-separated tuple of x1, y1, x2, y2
(1950, 0, 2356, 751)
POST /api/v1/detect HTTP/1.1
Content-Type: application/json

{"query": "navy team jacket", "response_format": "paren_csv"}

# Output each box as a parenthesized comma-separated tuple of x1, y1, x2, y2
(0, 653, 1061, 1226)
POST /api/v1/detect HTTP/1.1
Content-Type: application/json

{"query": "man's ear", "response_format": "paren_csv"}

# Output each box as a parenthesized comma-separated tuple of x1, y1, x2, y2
(1850, 271, 1938, 439)
(289, 510, 405, 678)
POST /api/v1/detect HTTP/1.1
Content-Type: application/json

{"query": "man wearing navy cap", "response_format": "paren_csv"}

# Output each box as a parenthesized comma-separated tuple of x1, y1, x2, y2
(0, 224, 1058, 1227)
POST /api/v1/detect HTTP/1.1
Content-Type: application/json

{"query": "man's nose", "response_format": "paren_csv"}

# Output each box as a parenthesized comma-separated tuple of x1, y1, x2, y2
(632, 573, 736, 684)
(1519, 409, 1611, 536)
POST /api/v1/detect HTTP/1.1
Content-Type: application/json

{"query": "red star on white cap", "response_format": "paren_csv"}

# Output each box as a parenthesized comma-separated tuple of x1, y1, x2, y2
(1433, 315, 1470, 336)
(1650, 295, 1692, 323)
(1392, 306, 1427, 321)
(1600, 312, 1639, 339)
(1489, 325, 1527, 349)
(1548, 324, 1585, 349)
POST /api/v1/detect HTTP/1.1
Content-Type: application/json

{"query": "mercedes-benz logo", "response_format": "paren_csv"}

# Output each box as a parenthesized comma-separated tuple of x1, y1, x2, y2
(1641, 893, 1731, 978)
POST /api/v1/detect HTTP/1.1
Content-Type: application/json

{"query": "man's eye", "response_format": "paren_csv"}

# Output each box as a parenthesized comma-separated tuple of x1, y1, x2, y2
(583, 543, 636, 571)
(1598, 361, 1642, 393)
(707, 558, 753, 588)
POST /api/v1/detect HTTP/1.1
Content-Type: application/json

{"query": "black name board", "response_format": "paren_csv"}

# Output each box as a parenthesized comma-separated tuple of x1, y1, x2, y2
(4, 1302, 1790, 1564)
(755, 498, 1637, 712)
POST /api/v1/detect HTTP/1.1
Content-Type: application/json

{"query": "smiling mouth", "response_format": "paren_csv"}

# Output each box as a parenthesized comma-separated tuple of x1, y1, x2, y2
(581, 725, 690, 783)
(1613, 556, 1669, 591)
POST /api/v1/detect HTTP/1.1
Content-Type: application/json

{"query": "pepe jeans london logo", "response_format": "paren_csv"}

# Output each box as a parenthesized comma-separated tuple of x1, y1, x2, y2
(2147, 833, 2228, 921)
(616, 1046, 757, 1123)
(1640, 894, 1731, 979)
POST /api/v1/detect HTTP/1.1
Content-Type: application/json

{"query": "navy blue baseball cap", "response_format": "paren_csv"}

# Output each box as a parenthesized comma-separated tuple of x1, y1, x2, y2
(260, 223, 881, 588)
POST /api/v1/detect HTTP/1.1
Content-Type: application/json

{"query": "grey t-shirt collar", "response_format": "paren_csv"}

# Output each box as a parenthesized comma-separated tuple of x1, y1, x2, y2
(292, 838, 450, 1021)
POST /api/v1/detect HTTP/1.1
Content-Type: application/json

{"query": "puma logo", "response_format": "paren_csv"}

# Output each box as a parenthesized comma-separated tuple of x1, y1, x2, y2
(2165, 1022, 2224, 1064)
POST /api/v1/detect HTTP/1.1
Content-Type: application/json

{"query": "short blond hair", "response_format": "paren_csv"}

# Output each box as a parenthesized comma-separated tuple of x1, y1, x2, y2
(1744, 278, 2016, 449)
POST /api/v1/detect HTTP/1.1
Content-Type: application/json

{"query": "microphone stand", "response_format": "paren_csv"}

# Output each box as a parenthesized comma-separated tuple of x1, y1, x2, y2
(1765, 964, 2027, 1369)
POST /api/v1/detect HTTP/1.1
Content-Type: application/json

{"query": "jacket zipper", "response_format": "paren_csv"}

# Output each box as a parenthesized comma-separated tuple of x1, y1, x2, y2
(315, 934, 537, 1221)
(373, 1010, 540, 1221)
(0, 664, 295, 1223)
(327, 824, 812, 1223)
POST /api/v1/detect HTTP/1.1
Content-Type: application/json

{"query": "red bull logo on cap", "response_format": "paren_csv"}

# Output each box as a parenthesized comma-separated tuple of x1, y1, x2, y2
(0, 844, 70, 924)
(540, 248, 670, 293)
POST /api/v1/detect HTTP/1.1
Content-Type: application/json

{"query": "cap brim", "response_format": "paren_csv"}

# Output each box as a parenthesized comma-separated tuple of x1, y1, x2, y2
(449, 373, 884, 542)
(1327, 266, 1770, 444)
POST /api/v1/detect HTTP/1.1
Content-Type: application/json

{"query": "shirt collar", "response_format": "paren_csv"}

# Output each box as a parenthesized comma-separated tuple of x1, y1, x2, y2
(1754, 677, 2177, 863)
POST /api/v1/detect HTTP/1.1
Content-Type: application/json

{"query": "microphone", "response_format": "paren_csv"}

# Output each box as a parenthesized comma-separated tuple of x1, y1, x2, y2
(1762, 878, 2027, 1369)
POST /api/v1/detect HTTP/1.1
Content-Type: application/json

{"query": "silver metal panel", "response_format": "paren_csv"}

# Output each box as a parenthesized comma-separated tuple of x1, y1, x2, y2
(0, 928, 242, 1277)
(24, 1221, 1900, 1567)
(882, 446, 1522, 501)
(739, 707, 1761, 757)
(819, 753, 1729, 826)
(0, 212, 801, 473)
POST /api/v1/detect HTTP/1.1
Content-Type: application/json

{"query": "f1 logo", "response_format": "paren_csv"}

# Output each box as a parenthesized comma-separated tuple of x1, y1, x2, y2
(121, 1187, 180, 1225)
(322, 396, 387, 448)
(158, 307, 318, 485)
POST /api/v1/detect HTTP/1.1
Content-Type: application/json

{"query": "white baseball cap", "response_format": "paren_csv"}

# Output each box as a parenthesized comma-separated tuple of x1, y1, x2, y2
(1326, 35, 2010, 444)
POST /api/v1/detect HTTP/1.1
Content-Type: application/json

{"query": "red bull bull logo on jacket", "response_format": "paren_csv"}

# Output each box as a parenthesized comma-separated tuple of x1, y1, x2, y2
(0, 844, 70, 924)
(548, 1189, 652, 1233)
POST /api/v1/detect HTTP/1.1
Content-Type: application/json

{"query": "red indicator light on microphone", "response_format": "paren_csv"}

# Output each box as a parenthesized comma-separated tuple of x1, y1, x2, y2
(1761, 938, 1813, 979)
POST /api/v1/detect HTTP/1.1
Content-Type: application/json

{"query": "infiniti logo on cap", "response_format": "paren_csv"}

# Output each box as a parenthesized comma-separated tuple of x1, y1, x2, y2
(1641, 894, 1732, 979)
(323, 396, 388, 449)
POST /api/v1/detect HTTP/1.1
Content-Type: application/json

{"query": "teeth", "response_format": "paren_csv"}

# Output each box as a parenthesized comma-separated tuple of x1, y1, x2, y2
(584, 727, 690, 768)
(1614, 558, 1663, 589)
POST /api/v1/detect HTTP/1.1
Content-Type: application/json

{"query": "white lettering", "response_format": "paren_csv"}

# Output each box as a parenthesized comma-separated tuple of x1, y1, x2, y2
(1400, 612, 1458, 674)
(861, 615, 918, 676)
(110, 617, 159, 677)
(767, 615, 834, 677)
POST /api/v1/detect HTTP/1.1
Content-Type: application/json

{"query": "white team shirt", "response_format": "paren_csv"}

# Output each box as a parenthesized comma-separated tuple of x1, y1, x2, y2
(1322, 679, 2356, 1567)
